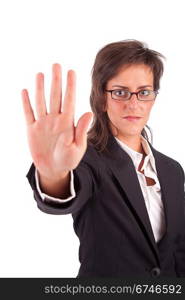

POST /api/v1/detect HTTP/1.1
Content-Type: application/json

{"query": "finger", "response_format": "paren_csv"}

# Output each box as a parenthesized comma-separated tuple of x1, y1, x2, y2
(62, 70, 76, 120)
(35, 72, 47, 118)
(75, 112, 93, 147)
(21, 89, 35, 125)
(49, 63, 62, 114)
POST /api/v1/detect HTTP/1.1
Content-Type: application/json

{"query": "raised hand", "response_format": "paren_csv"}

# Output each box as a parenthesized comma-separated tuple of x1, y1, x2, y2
(22, 64, 93, 183)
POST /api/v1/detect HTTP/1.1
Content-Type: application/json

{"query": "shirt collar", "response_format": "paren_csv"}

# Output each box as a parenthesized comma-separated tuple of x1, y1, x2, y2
(114, 135, 157, 173)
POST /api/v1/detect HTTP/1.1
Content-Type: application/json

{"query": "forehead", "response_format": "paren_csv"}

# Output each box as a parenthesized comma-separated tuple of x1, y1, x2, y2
(107, 63, 154, 88)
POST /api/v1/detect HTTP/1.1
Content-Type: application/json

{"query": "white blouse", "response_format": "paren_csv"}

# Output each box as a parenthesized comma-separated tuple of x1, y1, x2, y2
(35, 135, 166, 243)
(115, 135, 166, 242)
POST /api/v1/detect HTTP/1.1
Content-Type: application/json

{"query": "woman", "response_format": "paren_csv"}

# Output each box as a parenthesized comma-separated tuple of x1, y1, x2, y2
(22, 39, 185, 278)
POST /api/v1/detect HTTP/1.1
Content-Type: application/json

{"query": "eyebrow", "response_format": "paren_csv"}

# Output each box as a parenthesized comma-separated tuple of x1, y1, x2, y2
(112, 85, 153, 89)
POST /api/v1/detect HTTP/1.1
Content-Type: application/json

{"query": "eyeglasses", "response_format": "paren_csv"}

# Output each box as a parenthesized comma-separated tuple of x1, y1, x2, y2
(105, 89, 158, 101)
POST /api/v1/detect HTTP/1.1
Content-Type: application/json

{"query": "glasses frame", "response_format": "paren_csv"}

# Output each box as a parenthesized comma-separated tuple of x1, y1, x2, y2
(105, 89, 159, 101)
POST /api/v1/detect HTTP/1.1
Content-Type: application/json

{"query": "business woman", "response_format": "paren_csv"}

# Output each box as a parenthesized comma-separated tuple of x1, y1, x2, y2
(22, 39, 185, 278)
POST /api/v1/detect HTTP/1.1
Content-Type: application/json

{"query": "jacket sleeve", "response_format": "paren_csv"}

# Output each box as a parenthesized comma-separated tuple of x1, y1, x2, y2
(35, 169, 76, 203)
(173, 163, 185, 277)
(26, 148, 99, 215)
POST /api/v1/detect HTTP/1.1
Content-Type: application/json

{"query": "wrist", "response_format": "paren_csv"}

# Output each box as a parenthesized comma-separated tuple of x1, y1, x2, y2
(37, 170, 71, 198)
(37, 170, 69, 185)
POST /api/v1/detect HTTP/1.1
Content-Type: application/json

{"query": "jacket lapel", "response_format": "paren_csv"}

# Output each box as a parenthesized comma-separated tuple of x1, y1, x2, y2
(149, 143, 179, 239)
(101, 134, 160, 263)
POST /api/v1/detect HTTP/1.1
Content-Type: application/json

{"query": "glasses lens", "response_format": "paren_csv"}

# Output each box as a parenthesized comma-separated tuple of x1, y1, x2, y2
(112, 90, 130, 100)
(138, 90, 156, 101)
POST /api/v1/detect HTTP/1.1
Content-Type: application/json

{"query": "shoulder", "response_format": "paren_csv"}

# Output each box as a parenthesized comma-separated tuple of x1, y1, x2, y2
(83, 143, 101, 161)
(77, 144, 102, 173)
(150, 144, 185, 178)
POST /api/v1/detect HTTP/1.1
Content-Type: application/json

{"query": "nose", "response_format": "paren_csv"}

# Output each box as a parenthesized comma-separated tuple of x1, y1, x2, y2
(127, 93, 139, 108)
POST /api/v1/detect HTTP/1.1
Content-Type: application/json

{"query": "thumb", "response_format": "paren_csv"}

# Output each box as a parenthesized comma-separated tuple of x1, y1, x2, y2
(75, 112, 93, 147)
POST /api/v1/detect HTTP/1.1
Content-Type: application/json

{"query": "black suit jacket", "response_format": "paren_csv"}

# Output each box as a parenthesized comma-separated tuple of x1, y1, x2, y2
(27, 134, 185, 278)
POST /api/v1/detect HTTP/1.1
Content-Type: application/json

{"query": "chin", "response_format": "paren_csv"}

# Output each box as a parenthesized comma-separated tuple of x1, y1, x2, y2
(119, 127, 142, 137)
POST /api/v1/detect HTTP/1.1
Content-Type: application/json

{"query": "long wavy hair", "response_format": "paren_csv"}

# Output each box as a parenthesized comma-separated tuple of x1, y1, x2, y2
(87, 39, 165, 152)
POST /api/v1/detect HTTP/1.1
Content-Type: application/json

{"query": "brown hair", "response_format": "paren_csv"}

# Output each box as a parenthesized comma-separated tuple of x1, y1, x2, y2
(87, 39, 165, 152)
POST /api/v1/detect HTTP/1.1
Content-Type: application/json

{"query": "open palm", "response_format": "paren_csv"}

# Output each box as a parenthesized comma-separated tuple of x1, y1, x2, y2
(22, 64, 93, 181)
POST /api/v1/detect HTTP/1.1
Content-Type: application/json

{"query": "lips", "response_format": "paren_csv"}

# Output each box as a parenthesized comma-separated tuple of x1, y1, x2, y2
(124, 116, 141, 118)
(123, 116, 142, 121)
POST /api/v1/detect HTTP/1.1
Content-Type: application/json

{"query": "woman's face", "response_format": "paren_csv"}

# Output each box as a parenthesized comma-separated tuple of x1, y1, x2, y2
(104, 63, 155, 139)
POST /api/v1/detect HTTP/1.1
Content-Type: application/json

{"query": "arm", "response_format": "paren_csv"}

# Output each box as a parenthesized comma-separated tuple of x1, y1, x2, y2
(22, 64, 93, 213)
(173, 164, 185, 277)
(26, 154, 97, 215)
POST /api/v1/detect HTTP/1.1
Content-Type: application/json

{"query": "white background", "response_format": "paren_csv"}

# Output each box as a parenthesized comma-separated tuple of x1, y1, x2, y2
(0, 0, 185, 277)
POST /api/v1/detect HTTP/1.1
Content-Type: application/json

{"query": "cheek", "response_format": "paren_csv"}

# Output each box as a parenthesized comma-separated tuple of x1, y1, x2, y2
(106, 100, 119, 115)
(107, 104, 124, 122)
(143, 103, 154, 117)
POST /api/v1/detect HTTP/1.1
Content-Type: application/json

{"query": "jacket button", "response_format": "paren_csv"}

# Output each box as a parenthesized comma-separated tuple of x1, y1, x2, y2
(150, 267, 161, 277)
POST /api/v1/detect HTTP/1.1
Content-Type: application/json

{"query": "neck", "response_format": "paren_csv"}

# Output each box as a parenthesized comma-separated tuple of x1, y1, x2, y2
(116, 134, 144, 154)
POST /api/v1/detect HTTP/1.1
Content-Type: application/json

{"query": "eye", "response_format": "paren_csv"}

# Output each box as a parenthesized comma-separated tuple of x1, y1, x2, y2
(139, 90, 151, 96)
(113, 90, 128, 97)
